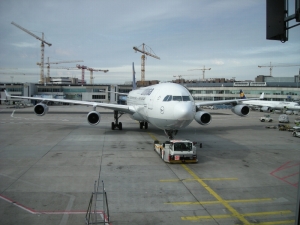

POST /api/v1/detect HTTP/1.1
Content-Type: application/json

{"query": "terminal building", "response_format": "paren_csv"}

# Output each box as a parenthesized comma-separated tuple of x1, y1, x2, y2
(1, 75, 299, 105)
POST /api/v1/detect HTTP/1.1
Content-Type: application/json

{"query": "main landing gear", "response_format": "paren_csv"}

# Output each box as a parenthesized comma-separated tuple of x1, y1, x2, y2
(139, 121, 148, 129)
(164, 129, 178, 140)
(111, 110, 123, 130)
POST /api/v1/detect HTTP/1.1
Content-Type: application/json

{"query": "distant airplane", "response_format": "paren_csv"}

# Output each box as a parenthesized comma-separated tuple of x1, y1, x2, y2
(240, 91, 300, 112)
(4, 65, 261, 139)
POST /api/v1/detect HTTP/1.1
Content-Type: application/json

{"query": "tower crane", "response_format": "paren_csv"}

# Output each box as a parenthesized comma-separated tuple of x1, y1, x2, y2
(133, 43, 160, 82)
(87, 68, 109, 84)
(188, 66, 211, 81)
(258, 62, 300, 76)
(76, 64, 88, 84)
(11, 21, 52, 85)
(37, 58, 84, 81)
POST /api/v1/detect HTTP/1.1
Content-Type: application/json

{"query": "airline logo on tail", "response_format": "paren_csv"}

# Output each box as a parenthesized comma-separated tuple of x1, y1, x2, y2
(240, 90, 246, 99)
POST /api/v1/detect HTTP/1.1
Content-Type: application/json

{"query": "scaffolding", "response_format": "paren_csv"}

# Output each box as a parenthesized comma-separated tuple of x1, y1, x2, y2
(85, 178, 110, 224)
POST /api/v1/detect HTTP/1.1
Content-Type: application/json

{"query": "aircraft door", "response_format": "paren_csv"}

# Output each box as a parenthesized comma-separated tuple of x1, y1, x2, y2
(148, 89, 160, 110)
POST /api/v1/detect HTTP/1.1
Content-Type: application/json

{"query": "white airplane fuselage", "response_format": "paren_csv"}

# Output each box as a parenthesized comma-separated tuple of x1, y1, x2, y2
(244, 100, 300, 111)
(126, 83, 196, 130)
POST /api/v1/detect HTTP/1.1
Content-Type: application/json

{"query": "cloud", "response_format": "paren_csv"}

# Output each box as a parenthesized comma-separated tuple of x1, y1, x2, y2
(11, 42, 38, 48)
(212, 59, 225, 65)
(55, 48, 72, 56)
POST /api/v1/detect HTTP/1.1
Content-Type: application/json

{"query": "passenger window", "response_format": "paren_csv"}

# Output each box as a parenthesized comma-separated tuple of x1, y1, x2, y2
(173, 96, 182, 101)
(182, 96, 190, 101)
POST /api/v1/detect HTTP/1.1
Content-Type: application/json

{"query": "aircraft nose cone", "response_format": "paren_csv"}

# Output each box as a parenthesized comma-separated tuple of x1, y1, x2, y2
(173, 103, 193, 120)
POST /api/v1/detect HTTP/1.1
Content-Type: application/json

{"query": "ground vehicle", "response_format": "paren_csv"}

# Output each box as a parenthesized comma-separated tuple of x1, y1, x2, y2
(294, 116, 300, 125)
(154, 140, 197, 163)
(278, 114, 289, 123)
(292, 128, 300, 137)
(260, 114, 273, 122)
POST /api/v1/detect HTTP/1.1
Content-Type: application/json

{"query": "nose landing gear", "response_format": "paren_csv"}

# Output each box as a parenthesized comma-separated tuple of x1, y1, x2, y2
(111, 110, 123, 130)
(164, 130, 178, 140)
(139, 121, 148, 129)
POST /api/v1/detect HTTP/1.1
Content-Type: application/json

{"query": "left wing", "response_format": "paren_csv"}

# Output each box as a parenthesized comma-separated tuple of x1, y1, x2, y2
(195, 93, 264, 107)
(4, 90, 135, 114)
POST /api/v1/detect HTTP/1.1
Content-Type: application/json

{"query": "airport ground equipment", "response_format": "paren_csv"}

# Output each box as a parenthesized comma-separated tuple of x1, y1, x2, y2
(154, 140, 198, 163)
(11, 21, 51, 85)
(260, 114, 273, 122)
(278, 114, 289, 123)
(133, 43, 160, 82)
(292, 127, 300, 137)
(85, 179, 110, 225)
(278, 124, 293, 131)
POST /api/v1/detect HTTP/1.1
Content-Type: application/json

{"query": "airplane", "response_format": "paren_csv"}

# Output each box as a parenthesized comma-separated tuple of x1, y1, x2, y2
(239, 90, 300, 113)
(4, 64, 261, 139)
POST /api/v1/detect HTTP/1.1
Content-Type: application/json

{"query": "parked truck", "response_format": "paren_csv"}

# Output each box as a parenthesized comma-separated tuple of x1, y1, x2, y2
(154, 140, 198, 163)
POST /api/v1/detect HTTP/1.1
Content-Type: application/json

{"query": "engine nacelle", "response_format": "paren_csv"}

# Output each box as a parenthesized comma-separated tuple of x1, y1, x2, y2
(87, 111, 101, 125)
(260, 106, 271, 112)
(34, 103, 49, 116)
(231, 104, 249, 116)
(194, 111, 211, 125)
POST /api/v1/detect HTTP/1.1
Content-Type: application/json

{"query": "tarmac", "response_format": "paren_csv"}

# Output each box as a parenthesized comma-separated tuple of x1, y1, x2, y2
(0, 104, 299, 225)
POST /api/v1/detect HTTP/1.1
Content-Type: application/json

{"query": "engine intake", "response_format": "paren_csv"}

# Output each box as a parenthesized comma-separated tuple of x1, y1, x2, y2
(194, 111, 211, 125)
(34, 103, 48, 116)
(231, 105, 249, 116)
(87, 111, 101, 125)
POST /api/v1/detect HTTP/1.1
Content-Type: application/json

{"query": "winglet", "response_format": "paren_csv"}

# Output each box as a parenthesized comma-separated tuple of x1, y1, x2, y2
(259, 92, 264, 99)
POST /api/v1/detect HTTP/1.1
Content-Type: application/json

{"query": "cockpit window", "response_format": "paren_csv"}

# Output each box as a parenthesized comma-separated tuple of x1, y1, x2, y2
(163, 95, 172, 101)
(141, 88, 154, 95)
(182, 96, 190, 101)
(163, 95, 191, 102)
(173, 96, 182, 101)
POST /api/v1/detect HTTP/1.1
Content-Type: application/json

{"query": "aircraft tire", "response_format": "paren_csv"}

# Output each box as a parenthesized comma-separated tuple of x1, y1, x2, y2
(111, 122, 115, 130)
(145, 122, 148, 129)
(119, 122, 122, 130)
(139, 122, 143, 129)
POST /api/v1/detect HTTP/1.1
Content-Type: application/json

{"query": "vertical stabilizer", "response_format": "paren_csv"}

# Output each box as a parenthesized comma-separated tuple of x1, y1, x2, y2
(240, 90, 246, 99)
(132, 62, 137, 90)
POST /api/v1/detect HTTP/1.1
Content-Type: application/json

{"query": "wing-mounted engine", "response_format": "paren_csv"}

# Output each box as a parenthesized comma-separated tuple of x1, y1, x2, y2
(231, 104, 249, 116)
(260, 106, 271, 112)
(194, 111, 211, 125)
(34, 103, 49, 116)
(87, 111, 101, 125)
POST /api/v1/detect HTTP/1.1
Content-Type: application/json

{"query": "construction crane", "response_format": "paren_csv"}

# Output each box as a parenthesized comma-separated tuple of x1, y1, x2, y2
(258, 62, 300, 76)
(87, 68, 109, 84)
(76, 64, 88, 84)
(37, 58, 84, 81)
(188, 66, 211, 81)
(11, 21, 52, 85)
(133, 43, 160, 82)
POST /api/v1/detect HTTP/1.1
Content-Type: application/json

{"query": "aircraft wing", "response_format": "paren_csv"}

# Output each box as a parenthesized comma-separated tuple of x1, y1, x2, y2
(195, 93, 264, 107)
(4, 90, 135, 114)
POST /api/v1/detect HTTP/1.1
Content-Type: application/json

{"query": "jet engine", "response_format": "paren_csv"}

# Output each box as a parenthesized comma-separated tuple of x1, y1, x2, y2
(87, 111, 101, 125)
(260, 106, 271, 112)
(194, 111, 211, 125)
(34, 103, 49, 116)
(231, 105, 250, 116)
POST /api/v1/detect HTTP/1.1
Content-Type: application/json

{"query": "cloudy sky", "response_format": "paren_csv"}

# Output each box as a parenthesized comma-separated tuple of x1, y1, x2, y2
(0, 0, 299, 84)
